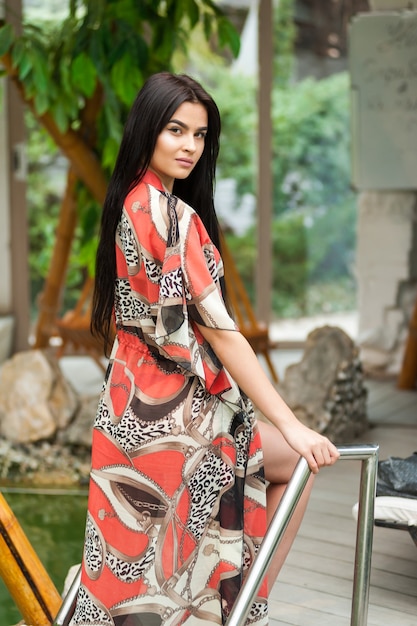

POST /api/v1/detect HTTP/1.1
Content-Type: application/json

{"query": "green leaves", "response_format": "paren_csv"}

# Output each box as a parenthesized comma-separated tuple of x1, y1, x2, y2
(110, 55, 142, 106)
(177, 0, 199, 28)
(5, 0, 243, 305)
(71, 52, 97, 97)
(0, 23, 14, 56)
(2, 1, 241, 137)
(217, 17, 240, 57)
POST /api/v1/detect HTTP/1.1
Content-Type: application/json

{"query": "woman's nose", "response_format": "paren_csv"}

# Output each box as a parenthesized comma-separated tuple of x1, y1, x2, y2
(184, 134, 196, 152)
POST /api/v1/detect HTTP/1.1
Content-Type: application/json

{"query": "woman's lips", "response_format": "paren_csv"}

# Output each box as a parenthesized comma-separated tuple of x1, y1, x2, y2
(176, 158, 194, 166)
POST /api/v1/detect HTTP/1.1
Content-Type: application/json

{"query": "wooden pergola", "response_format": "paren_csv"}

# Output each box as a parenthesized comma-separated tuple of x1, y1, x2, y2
(3, 0, 416, 388)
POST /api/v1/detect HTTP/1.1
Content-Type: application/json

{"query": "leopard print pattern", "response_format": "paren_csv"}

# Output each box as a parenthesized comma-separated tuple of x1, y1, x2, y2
(143, 256, 162, 283)
(69, 585, 113, 625)
(117, 214, 139, 268)
(106, 406, 181, 452)
(246, 601, 269, 624)
(114, 278, 150, 324)
(84, 513, 104, 578)
(189, 382, 209, 421)
(242, 540, 252, 573)
(203, 244, 220, 285)
(95, 380, 215, 454)
(106, 542, 156, 583)
(159, 266, 183, 299)
(187, 450, 234, 542)
(235, 423, 251, 472)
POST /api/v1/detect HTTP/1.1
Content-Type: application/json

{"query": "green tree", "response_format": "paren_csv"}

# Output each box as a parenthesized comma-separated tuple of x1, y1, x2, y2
(273, 0, 296, 88)
(0, 0, 239, 344)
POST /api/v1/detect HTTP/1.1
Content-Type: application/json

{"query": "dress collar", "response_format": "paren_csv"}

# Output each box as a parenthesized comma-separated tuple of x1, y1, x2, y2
(142, 170, 166, 193)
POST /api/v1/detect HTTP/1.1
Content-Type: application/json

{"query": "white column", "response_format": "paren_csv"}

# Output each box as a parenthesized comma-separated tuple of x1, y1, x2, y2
(355, 0, 417, 374)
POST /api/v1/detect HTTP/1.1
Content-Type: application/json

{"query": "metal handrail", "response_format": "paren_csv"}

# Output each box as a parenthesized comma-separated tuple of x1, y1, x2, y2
(53, 443, 379, 626)
(53, 566, 81, 626)
(225, 443, 379, 626)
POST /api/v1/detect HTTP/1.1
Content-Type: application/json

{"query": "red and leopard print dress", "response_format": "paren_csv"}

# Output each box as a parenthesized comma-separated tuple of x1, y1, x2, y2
(70, 170, 268, 625)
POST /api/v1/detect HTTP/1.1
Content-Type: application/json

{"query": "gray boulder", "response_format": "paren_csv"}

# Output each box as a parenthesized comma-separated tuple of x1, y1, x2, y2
(277, 326, 369, 441)
(0, 350, 79, 443)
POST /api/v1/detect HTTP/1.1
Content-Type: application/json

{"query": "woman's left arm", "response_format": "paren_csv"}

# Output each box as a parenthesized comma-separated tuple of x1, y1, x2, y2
(196, 324, 340, 474)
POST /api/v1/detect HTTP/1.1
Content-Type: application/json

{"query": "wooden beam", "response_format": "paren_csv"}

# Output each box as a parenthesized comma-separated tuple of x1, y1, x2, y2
(0, 492, 62, 625)
(5, 0, 30, 352)
(256, 0, 273, 324)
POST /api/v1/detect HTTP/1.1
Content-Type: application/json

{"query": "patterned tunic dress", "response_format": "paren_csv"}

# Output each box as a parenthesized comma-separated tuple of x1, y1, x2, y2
(70, 170, 268, 625)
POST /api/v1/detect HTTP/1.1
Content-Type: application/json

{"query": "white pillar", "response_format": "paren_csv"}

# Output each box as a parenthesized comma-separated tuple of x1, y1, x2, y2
(355, 0, 417, 374)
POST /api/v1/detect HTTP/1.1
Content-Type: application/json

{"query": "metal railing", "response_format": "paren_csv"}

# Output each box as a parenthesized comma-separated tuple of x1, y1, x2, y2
(225, 443, 379, 626)
(53, 566, 81, 626)
(53, 443, 379, 626)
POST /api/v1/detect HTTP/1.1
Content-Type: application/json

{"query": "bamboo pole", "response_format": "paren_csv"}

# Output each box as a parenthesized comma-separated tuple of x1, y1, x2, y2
(32, 83, 105, 348)
(1, 44, 108, 347)
(397, 296, 417, 389)
(33, 167, 78, 348)
(0, 492, 62, 626)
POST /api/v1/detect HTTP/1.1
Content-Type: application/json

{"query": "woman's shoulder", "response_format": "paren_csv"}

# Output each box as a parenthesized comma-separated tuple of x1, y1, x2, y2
(124, 172, 162, 210)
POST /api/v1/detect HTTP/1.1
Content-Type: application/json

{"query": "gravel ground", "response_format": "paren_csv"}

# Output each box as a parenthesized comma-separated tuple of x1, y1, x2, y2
(0, 438, 91, 486)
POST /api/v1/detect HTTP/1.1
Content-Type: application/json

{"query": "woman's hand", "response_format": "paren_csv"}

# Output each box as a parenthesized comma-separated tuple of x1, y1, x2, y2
(279, 419, 340, 474)
(195, 324, 340, 474)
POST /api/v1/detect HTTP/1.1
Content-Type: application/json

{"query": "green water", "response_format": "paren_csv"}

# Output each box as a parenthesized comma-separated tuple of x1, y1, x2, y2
(0, 488, 88, 625)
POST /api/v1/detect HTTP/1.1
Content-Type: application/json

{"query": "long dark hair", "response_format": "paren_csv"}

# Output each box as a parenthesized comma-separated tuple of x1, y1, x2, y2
(91, 72, 223, 350)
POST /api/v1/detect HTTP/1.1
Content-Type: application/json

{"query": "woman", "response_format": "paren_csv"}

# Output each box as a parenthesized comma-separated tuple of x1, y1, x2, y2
(70, 72, 339, 626)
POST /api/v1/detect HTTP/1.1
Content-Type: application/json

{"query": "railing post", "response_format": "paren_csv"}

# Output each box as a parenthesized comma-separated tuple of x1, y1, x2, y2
(225, 443, 379, 626)
(53, 566, 81, 626)
(344, 446, 379, 626)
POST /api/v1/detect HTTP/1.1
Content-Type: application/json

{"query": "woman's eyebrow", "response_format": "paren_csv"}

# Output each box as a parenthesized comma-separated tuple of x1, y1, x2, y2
(168, 118, 208, 131)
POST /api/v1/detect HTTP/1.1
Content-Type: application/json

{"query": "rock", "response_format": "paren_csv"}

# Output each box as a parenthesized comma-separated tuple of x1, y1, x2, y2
(277, 326, 369, 442)
(0, 437, 91, 485)
(0, 350, 79, 444)
(60, 394, 98, 448)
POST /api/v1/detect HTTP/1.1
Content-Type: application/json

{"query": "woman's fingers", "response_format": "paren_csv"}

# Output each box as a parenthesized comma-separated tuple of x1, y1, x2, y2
(307, 438, 340, 473)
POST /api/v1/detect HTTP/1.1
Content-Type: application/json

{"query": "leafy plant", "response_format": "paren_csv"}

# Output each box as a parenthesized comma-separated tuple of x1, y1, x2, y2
(226, 214, 308, 318)
(214, 69, 356, 318)
(272, 72, 352, 217)
(0, 0, 240, 341)
(25, 111, 85, 315)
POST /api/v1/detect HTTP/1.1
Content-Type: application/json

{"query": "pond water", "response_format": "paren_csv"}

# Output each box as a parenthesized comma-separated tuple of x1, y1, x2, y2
(0, 487, 88, 625)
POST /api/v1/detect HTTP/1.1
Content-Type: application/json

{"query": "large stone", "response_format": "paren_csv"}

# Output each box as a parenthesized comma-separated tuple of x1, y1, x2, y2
(59, 394, 98, 449)
(277, 326, 369, 441)
(0, 350, 79, 443)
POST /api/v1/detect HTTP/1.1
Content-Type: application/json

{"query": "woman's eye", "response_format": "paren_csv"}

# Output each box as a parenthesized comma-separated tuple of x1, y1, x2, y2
(169, 127, 181, 134)
(196, 132, 207, 139)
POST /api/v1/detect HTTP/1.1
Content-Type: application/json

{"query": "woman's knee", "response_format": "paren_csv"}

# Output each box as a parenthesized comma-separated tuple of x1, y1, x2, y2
(257, 419, 299, 484)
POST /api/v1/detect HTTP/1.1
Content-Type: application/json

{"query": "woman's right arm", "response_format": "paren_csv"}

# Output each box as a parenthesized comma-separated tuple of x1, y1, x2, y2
(196, 323, 340, 474)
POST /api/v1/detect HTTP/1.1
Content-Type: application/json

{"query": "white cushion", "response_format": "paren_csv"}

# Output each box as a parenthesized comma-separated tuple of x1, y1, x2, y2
(352, 496, 417, 526)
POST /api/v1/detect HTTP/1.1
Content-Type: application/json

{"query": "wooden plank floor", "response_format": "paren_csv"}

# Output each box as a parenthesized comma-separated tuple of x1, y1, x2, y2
(268, 377, 417, 625)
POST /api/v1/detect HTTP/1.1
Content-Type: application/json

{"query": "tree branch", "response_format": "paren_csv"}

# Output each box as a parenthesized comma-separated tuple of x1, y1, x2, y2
(1, 48, 108, 204)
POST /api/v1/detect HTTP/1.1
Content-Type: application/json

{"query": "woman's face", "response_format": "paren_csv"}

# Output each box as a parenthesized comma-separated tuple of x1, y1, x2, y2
(149, 101, 208, 192)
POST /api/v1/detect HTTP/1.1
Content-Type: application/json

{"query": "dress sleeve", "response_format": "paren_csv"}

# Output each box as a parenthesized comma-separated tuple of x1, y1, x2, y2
(153, 192, 237, 394)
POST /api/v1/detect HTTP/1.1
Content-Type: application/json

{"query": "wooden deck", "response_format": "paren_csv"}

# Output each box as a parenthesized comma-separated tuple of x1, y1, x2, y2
(268, 378, 417, 625)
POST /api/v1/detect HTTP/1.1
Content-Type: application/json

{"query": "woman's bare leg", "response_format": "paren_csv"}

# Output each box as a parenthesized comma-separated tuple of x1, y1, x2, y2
(258, 419, 315, 591)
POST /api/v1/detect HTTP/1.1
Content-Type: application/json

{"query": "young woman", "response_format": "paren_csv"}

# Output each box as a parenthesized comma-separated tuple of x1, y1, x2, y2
(70, 72, 339, 626)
